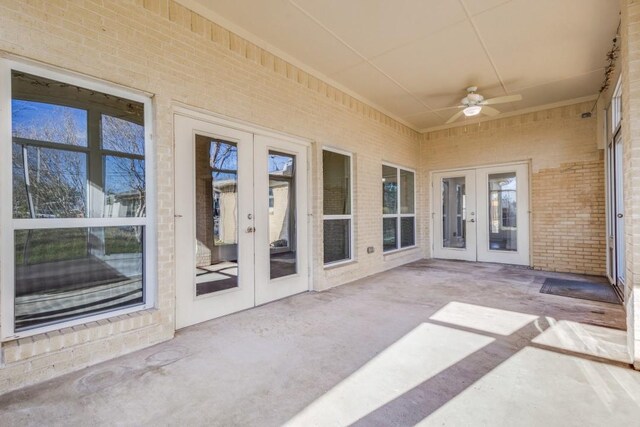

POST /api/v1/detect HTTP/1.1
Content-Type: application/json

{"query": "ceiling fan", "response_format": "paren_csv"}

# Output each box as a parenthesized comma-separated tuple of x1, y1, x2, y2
(435, 87, 523, 124)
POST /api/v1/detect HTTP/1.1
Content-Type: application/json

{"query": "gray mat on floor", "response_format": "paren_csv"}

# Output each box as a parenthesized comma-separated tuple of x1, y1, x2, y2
(540, 278, 621, 304)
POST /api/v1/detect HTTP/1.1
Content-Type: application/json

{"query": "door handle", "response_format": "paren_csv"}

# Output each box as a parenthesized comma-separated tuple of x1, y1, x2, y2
(617, 213, 624, 218)
(246, 226, 256, 233)
(469, 219, 476, 223)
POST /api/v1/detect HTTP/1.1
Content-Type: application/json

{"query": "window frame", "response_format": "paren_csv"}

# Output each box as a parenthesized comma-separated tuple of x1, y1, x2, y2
(382, 162, 417, 253)
(0, 58, 157, 340)
(322, 146, 354, 266)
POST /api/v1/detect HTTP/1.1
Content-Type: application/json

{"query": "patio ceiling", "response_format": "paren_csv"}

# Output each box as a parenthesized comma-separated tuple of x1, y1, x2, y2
(179, 0, 619, 131)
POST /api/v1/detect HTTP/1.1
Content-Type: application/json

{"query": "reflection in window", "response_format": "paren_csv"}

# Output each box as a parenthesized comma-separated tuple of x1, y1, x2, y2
(12, 99, 87, 146)
(382, 165, 398, 214)
(382, 165, 415, 252)
(383, 217, 397, 251)
(442, 177, 466, 249)
(323, 150, 352, 264)
(104, 156, 145, 217)
(195, 137, 239, 296)
(488, 172, 517, 251)
(323, 219, 350, 263)
(12, 145, 87, 218)
(269, 151, 297, 279)
(400, 169, 414, 214)
(102, 115, 144, 155)
(10, 70, 148, 333)
(14, 226, 143, 331)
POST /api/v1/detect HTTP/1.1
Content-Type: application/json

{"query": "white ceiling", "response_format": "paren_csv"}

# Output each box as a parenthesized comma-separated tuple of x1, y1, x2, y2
(182, 0, 619, 131)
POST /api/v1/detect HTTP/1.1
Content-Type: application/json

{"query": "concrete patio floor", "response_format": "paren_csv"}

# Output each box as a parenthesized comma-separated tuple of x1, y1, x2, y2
(1, 259, 639, 426)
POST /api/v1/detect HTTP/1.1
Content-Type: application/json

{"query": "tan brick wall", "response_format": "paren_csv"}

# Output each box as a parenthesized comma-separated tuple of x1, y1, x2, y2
(421, 101, 605, 276)
(0, 0, 422, 394)
(531, 157, 605, 275)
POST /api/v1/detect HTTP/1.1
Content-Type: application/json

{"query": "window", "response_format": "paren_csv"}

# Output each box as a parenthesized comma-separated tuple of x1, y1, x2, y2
(382, 164, 415, 252)
(1, 63, 154, 338)
(323, 149, 352, 264)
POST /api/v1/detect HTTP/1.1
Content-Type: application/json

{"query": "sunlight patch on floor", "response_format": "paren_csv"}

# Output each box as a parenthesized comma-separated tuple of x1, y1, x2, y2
(532, 318, 631, 363)
(417, 347, 640, 426)
(284, 323, 494, 427)
(430, 301, 539, 336)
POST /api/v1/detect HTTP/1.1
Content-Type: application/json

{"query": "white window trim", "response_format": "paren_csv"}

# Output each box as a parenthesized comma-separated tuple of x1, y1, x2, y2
(0, 58, 157, 341)
(322, 146, 354, 266)
(382, 161, 417, 254)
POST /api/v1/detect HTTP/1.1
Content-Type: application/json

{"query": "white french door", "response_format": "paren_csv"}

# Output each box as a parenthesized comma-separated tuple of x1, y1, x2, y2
(254, 135, 309, 306)
(433, 163, 530, 266)
(174, 115, 309, 329)
(432, 170, 477, 261)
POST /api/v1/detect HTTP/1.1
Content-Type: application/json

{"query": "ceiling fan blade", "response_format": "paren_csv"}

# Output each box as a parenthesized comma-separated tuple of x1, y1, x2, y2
(431, 105, 464, 112)
(446, 109, 465, 124)
(482, 94, 522, 105)
(482, 106, 500, 116)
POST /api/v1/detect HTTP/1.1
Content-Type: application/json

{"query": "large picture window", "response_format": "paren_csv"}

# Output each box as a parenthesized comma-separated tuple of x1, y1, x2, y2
(1, 62, 154, 338)
(323, 149, 353, 265)
(382, 164, 415, 252)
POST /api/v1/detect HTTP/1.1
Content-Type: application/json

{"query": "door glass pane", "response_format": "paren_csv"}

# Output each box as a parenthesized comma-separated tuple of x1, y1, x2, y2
(400, 169, 414, 214)
(323, 219, 350, 263)
(382, 165, 398, 214)
(488, 172, 517, 251)
(14, 226, 143, 331)
(269, 151, 297, 279)
(383, 217, 397, 251)
(442, 177, 466, 248)
(195, 136, 238, 296)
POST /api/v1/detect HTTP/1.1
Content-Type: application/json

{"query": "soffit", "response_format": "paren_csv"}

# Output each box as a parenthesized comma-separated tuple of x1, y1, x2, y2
(185, 0, 619, 131)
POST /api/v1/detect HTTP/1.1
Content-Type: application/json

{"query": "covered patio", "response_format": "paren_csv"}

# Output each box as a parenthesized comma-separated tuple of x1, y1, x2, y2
(0, 260, 636, 425)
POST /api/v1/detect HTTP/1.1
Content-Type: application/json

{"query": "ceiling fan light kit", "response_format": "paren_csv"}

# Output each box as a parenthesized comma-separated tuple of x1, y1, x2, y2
(463, 105, 482, 117)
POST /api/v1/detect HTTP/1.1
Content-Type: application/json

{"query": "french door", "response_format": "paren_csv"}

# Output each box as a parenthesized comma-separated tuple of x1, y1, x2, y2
(433, 163, 530, 266)
(174, 114, 309, 329)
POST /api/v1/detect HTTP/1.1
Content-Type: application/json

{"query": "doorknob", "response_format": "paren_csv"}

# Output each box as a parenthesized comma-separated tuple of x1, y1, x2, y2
(246, 226, 256, 233)
(469, 219, 476, 223)
(617, 213, 624, 218)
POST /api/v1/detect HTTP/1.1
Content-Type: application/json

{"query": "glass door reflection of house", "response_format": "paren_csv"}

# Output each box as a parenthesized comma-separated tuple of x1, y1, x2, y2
(175, 115, 309, 329)
(195, 136, 241, 296)
(433, 163, 530, 266)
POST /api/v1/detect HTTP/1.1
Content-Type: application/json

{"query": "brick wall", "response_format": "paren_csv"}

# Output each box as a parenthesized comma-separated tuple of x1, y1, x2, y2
(531, 157, 605, 275)
(0, 0, 422, 394)
(421, 101, 605, 276)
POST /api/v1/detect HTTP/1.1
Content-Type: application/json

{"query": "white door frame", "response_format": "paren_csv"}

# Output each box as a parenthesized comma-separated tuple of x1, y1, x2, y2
(430, 160, 532, 266)
(173, 107, 313, 329)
